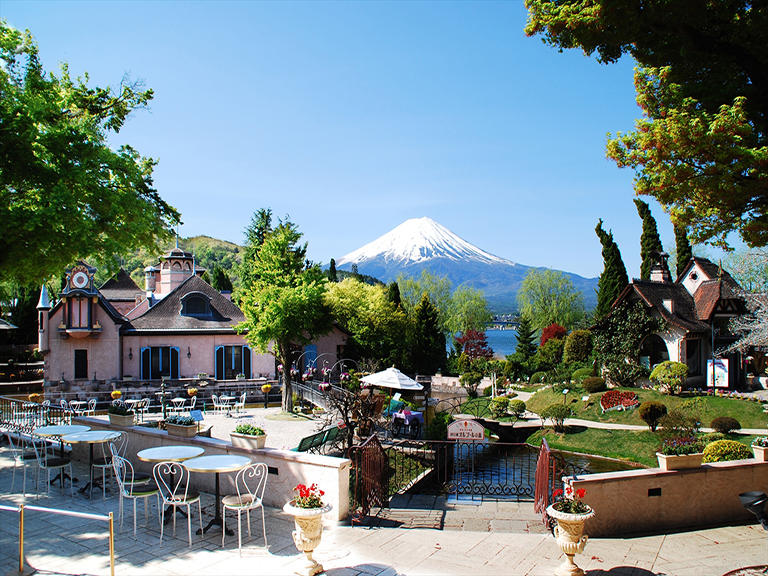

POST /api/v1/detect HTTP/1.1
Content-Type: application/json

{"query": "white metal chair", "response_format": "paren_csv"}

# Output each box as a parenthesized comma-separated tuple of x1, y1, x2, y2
(188, 395, 197, 412)
(4, 431, 39, 495)
(153, 461, 203, 547)
(221, 462, 268, 553)
(111, 454, 160, 536)
(86, 398, 97, 416)
(233, 392, 246, 413)
(137, 398, 151, 421)
(59, 399, 69, 412)
(92, 432, 129, 499)
(31, 434, 73, 497)
(211, 394, 221, 414)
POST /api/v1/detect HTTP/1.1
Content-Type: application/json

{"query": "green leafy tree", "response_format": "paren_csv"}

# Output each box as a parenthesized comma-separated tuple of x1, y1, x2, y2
(0, 21, 180, 285)
(237, 220, 331, 412)
(525, 1, 768, 248)
(634, 199, 665, 280)
(446, 286, 493, 335)
(594, 219, 629, 318)
(562, 329, 592, 364)
(408, 294, 446, 375)
(674, 222, 692, 279)
(210, 264, 232, 292)
(398, 270, 452, 332)
(540, 403, 572, 433)
(516, 269, 585, 331)
(239, 208, 273, 291)
(386, 281, 402, 307)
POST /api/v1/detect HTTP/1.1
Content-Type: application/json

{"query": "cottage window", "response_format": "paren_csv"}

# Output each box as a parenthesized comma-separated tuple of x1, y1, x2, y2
(214, 345, 251, 380)
(67, 296, 91, 328)
(180, 293, 211, 317)
(74, 349, 88, 379)
(140, 346, 180, 380)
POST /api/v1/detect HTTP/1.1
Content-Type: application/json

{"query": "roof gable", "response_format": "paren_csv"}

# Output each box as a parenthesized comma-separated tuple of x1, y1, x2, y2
(99, 269, 142, 301)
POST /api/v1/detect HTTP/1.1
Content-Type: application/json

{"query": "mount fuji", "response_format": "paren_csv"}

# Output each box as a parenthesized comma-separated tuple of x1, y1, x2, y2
(336, 217, 598, 312)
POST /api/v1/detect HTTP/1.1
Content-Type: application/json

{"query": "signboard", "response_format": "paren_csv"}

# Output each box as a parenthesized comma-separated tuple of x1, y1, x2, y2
(447, 419, 485, 441)
(707, 358, 729, 388)
(190, 410, 204, 422)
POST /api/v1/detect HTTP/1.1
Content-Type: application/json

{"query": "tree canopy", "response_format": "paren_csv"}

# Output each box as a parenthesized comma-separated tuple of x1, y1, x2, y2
(525, 1, 768, 248)
(516, 269, 585, 331)
(594, 219, 628, 318)
(237, 219, 331, 412)
(409, 294, 446, 375)
(0, 21, 180, 285)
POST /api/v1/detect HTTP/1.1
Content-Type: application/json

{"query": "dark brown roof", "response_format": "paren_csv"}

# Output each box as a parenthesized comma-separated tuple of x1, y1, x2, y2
(124, 275, 244, 333)
(621, 281, 710, 332)
(99, 269, 142, 302)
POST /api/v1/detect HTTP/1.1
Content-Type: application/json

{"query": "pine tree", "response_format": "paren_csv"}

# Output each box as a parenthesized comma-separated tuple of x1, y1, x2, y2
(210, 264, 232, 291)
(386, 281, 401, 307)
(328, 258, 338, 282)
(513, 314, 536, 362)
(595, 219, 629, 318)
(409, 294, 446, 375)
(674, 222, 692, 278)
(634, 199, 664, 280)
(240, 208, 273, 290)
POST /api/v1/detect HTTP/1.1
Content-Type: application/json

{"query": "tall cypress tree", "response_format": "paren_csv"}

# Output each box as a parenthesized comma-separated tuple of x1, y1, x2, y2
(513, 314, 536, 362)
(210, 264, 233, 291)
(386, 281, 402, 307)
(595, 219, 629, 318)
(634, 199, 664, 280)
(674, 222, 692, 278)
(328, 258, 338, 282)
(409, 294, 445, 375)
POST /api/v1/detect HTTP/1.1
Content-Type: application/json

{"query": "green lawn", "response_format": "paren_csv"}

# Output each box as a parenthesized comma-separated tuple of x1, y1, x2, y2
(525, 387, 768, 429)
(527, 427, 760, 467)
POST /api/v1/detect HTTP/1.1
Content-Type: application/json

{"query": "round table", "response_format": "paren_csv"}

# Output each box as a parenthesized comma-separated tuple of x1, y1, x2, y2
(183, 454, 251, 534)
(33, 424, 91, 486)
(61, 430, 121, 498)
(138, 445, 206, 524)
(69, 400, 87, 414)
(220, 396, 235, 417)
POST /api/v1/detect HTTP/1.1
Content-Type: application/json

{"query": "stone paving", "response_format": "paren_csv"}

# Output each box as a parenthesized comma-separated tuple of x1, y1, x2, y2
(1, 443, 767, 576)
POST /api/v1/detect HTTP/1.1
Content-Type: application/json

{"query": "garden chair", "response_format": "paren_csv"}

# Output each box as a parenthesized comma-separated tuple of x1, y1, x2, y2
(211, 394, 221, 414)
(221, 462, 268, 554)
(4, 431, 39, 495)
(32, 434, 73, 497)
(138, 398, 151, 421)
(233, 392, 246, 413)
(86, 398, 97, 416)
(111, 454, 160, 536)
(188, 395, 197, 412)
(59, 399, 69, 412)
(153, 461, 203, 547)
(91, 432, 127, 499)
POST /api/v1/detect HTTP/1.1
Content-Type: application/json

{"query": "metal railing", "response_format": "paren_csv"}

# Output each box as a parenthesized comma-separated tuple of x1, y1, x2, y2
(0, 502, 115, 575)
(0, 395, 71, 433)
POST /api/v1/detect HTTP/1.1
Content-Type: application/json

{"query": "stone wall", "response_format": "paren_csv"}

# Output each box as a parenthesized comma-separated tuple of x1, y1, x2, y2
(567, 460, 768, 536)
(73, 416, 351, 522)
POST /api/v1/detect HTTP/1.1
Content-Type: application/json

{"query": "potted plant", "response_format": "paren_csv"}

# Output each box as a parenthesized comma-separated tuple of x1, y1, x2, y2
(752, 437, 768, 462)
(111, 389, 122, 401)
(27, 393, 42, 403)
(165, 415, 198, 438)
(108, 402, 135, 426)
(230, 423, 267, 449)
(656, 436, 705, 470)
(187, 387, 198, 397)
(546, 485, 595, 576)
(236, 373, 246, 381)
(283, 483, 333, 576)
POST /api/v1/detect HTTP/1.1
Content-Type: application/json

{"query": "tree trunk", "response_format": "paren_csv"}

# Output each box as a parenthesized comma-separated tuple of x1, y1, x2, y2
(279, 345, 293, 413)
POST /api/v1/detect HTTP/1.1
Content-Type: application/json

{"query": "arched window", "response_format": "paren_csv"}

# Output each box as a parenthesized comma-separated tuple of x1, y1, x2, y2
(172, 261, 182, 270)
(180, 293, 211, 317)
(639, 334, 670, 370)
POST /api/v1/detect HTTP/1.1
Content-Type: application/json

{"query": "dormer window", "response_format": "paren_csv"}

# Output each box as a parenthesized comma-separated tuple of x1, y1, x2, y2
(180, 292, 211, 317)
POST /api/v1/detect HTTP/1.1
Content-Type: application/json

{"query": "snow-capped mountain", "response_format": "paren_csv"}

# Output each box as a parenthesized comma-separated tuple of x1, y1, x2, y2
(337, 217, 597, 311)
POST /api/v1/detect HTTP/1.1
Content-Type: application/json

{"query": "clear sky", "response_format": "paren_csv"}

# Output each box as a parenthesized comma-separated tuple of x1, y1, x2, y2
(2, 0, 684, 279)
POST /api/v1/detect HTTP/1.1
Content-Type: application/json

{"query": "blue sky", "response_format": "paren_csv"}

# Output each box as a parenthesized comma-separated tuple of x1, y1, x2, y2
(2, 1, 682, 278)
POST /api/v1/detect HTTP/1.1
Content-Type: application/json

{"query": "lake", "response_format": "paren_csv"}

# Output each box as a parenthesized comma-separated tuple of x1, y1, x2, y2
(485, 328, 518, 358)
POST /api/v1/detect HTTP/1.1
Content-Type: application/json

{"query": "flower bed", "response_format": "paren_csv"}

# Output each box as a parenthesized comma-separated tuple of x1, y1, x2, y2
(600, 390, 639, 413)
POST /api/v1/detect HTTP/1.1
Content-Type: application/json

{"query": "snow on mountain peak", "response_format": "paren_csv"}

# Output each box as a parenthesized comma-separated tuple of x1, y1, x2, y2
(338, 217, 512, 266)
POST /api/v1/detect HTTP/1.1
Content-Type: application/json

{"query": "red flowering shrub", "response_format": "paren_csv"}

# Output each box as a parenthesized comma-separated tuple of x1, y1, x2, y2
(541, 323, 567, 346)
(599, 390, 639, 412)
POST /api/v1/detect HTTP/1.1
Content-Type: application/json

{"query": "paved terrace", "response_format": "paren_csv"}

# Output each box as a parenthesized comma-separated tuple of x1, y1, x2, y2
(1, 445, 767, 575)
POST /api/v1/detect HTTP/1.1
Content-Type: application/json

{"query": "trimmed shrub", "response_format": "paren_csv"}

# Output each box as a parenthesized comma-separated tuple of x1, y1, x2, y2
(540, 403, 572, 432)
(508, 399, 527, 418)
(582, 377, 606, 393)
(541, 323, 567, 346)
(489, 396, 510, 419)
(482, 385, 493, 397)
(702, 439, 753, 463)
(571, 367, 593, 384)
(701, 432, 727, 445)
(426, 411, 452, 440)
(529, 371, 547, 385)
(711, 416, 741, 434)
(563, 330, 592, 364)
(639, 401, 667, 431)
(650, 361, 688, 394)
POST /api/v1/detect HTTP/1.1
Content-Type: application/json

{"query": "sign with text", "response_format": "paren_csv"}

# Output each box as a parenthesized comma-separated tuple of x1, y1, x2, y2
(190, 410, 204, 422)
(707, 358, 729, 388)
(447, 419, 485, 441)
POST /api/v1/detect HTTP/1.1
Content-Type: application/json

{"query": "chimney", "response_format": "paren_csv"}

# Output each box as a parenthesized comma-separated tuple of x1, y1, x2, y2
(650, 252, 673, 283)
(144, 266, 157, 293)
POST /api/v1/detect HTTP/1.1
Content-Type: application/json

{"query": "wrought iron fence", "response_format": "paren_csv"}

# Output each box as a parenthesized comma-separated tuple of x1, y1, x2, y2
(349, 434, 389, 524)
(0, 395, 71, 433)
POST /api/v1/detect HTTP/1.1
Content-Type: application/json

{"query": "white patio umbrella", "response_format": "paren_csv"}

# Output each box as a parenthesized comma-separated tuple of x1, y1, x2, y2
(360, 366, 423, 391)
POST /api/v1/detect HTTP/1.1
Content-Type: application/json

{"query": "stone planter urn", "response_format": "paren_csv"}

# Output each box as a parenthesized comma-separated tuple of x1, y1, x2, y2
(166, 423, 197, 438)
(752, 445, 768, 462)
(656, 452, 704, 471)
(230, 431, 266, 449)
(283, 501, 333, 576)
(108, 413, 135, 427)
(547, 504, 595, 576)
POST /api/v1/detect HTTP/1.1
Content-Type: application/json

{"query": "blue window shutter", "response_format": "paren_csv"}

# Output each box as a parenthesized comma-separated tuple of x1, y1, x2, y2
(243, 346, 252, 378)
(170, 347, 180, 379)
(140, 347, 150, 380)
(215, 346, 224, 380)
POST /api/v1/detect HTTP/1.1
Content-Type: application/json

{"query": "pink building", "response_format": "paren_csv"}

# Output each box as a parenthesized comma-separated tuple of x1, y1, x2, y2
(37, 248, 346, 388)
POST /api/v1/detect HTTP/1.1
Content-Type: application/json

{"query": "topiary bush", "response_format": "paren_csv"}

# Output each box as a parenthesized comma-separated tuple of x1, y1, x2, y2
(650, 361, 688, 394)
(638, 401, 667, 431)
(482, 385, 493, 397)
(711, 416, 741, 434)
(701, 432, 727, 445)
(529, 371, 547, 385)
(508, 399, 527, 419)
(489, 396, 510, 419)
(426, 411, 452, 440)
(582, 376, 606, 393)
(563, 330, 592, 364)
(702, 439, 753, 463)
(571, 367, 594, 384)
(540, 403, 572, 432)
